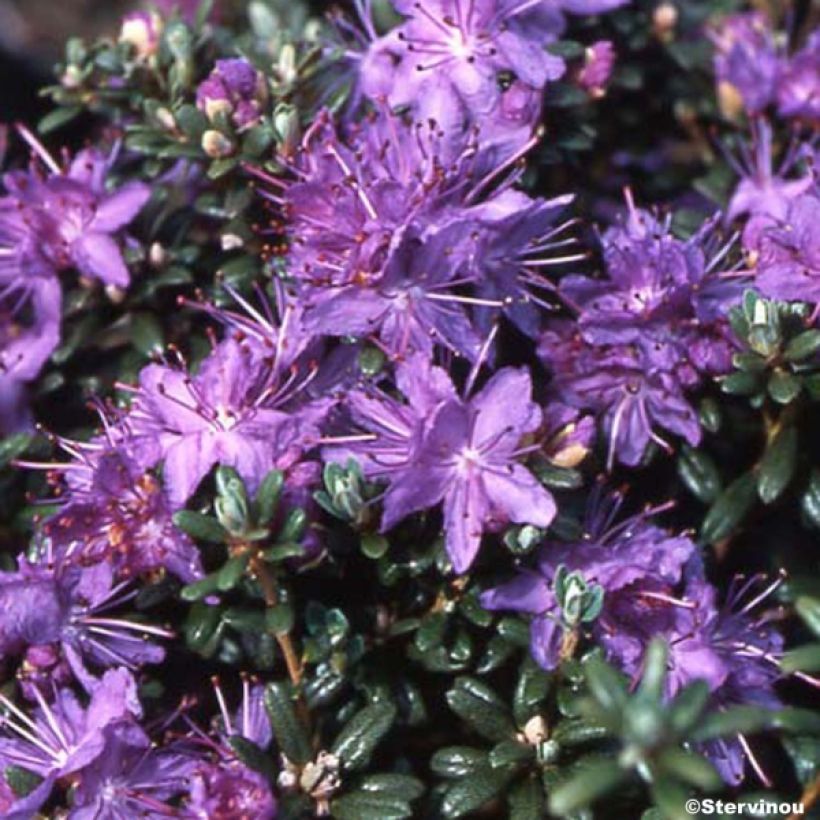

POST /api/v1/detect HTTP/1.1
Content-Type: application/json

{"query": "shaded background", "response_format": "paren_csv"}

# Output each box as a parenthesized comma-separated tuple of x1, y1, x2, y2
(0, 0, 130, 121)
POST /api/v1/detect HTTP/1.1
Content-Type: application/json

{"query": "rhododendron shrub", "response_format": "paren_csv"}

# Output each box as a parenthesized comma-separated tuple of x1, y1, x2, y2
(0, 0, 818, 817)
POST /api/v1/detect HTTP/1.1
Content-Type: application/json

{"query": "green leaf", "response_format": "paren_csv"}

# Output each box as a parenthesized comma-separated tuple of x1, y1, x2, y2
(180, 573, 220, 602)
(781, 643, 820, 673)
(508, 776, 545, 820)
(173, 510, 228, 542)
(489, 739, 534, 769)
(692, 706, 820, 742)
(783, 736, 820, 786)
(446, 677, 516, 742)
(648, 776, 691, 820)
(757, 426, 798, 504)
(228, 736, 277, 782)
(551, 719, 609, 746)
(657, 749, 721, 791)
(38, 105, 82, 134)
(360, 533, 389, 559)
(217, 553, 251, 591)
(795, 596, 820, 637)
(583, 655, 628, 713)
(801, 471, 820, 529)
(440, 766, 514, 818)
(415, 612, 447, 652)
(0, 433, 32, 469)
(130, 312, 165, 358)
(700, 472, 757, 544)
(784, 329, 820, 362)
(174, 103, 208, 139)
(4, 765, 43, 798)
(358, 774, 424, 801)
(548, 757, 627, 815)
(768, 369, 801, 404)
(183, 601, 222, 650)
(254, 470, 284, 526)
(265, 603, 294, 635)
(430, 747, 488, 778)
(677, 446, 722, 504)
(264, 682, 312, 765)
(720, 371, 762, 397)
(331, 701, 397, 772)
(638, 639, 667, 702)
(331, 791, 413, 820)
(669, 681, 710, 734)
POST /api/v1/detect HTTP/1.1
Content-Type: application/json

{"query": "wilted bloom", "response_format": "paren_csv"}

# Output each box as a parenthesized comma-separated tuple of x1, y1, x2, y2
(379, 367, 556, 572)
(119, 11, 163, 59)
(709, 12, 781, 116)
(197, 59, 268, 130)
(481, 490, 696, 670)
(577, 41, 616, 97)
(126, 338, 328, 507)
(0, 131, 150, 288)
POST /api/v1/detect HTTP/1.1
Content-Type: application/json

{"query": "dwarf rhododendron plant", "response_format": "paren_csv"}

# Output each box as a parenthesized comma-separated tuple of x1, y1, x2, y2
(0, 0, 818, 817)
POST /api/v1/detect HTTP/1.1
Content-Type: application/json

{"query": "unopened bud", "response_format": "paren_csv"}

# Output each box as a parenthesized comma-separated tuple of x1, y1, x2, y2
(202, 129, 235, 159)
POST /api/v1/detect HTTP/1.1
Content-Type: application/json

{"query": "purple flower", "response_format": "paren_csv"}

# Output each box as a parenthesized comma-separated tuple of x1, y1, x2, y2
(187, 761, 277, 819)
(725, 121, 814, 232)
(182, 678, 277, 819)
(539, 321, 703, 468)
(0, 559, 170, 691)
(577, 41, 616, 97)
(40, 438, 204, 583)
(564, 200, 743, 340)
(263, 109, 572, 356)
(658, 574, 803, 786)
(302, 225, 485, 361)
(378, 366, 555, 573)
(0, 276, 61, 433)
(360, 0, 565, 156)
(1, 132, 150, 288)
(323, 351, 457, 479)
(777, 32, 820, 123)
(197, 59, 268, 130)
(709, 13, 782, 116)
(753, 192, 820, 303)
(0, 668, 142, 794)
(480, 490, 697, 670)
(70, 725, 195, 819)
(540, 201, 741, 467)
(127, 338, 328, 507)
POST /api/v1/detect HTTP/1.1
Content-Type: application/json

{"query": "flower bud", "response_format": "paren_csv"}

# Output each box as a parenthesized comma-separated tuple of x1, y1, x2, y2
(202, 129, 235, 158)
(119, 11, 163, 60)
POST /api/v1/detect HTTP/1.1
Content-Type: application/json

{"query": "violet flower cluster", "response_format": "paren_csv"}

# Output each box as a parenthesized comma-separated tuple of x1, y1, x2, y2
(0, 0, 817, 815)
(0, 131, 150, 434)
